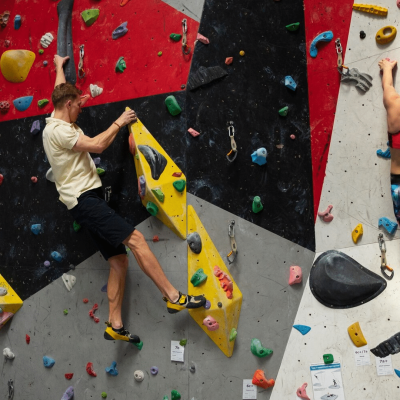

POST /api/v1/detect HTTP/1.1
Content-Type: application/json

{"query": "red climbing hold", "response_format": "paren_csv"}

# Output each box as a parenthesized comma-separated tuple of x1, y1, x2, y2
(65, 373, 74, 380)
(31, 176, 38, 183)
(153, 235, 159, 242)
(89, 303, 99, 323)
(129, 134, 136, 155)
(213, 266, 233, 299)
(0, 174, 3, 186)
(172, 172, 182, 177)
(86, 362, 97, 377)
(83, 298, 89, 303)
(120, 0, 130, 6)
(225, 57, 233, 65)
(0, 101, 10, 113)
(26, 334, 30, 344)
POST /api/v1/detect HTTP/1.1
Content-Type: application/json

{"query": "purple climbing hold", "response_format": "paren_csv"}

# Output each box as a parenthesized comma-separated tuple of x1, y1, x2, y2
(150, 366, 159, 375)
(31, 120, 41, 135)
(138, 175, 146, 198)
(61, 386, 74, 400)
(44, 260, 50, 267)
(101, 284, 107, 292)
(43, 61, 48, 66)
(112, 21, 128, 40)
(93, 157, 101, 165)
(204, 300, 211, 309)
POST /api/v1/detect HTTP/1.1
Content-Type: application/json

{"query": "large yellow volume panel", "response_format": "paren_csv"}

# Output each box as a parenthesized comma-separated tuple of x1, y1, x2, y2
(0, 274, 23, 329)
(187, 205, 242, 357)
(126, 108, 186, 239)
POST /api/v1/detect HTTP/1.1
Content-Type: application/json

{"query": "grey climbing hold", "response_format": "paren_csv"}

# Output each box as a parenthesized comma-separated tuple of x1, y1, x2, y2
(189, 362, 196, 373)
(0, 288, 7, 296)
(138, 145, 167, 180)
(371, 331, 400, 358)
(112, 21, 128, 40)
(187, 66, 228, 90)
(339, 68, 372, 92)
(187, 232, 202, 254)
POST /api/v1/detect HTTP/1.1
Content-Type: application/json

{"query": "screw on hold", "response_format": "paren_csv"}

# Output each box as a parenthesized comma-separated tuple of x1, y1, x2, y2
(360, 30, 366, 39)
(227, 220, 238, 264)
(226, 121, 238, 162)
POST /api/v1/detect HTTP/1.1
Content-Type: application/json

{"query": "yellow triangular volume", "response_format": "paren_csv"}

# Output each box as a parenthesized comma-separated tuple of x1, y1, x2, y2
(187, 205, 242, 357)
(0, 274, 23, 329)
(127, 110, 186, 239)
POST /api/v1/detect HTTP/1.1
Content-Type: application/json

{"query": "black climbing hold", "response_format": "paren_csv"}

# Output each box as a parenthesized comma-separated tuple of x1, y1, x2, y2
(360, 31, 366, 39)
(187, 232, 202, 254)
(187, 66, 228, 91)
(309, 250, 386, 309)
(371, 331, 400, 358)
(138, 145, 167, 180)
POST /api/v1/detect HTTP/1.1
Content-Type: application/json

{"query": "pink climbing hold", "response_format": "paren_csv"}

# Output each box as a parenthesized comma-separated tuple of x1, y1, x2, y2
(213, 266, 233, 299)
(225, 57, 233, 65)
(203, 315, 219, 331)
(197, 33, 209, 44)
(397, 0, 400, 9)
(153, 235, 159, 242)
(288, 265, 302, 285)
(188, 128, 200, 137)
(89, 303, 99, 323)
(318, 205, 333, 222)
(31, 176, 37, 183)
(172, 172, 182, 177)
(296, 383, 310, 400)
(290, 134, 296, 140)
(0, 101, 10, 113)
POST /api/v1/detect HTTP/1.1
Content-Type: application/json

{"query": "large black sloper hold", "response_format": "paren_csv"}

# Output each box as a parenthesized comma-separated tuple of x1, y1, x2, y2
(138, 145, 167, 180)
(371, 332, 400, 358)
(309, 250, 386, 309)
(187, 66, 228, 90)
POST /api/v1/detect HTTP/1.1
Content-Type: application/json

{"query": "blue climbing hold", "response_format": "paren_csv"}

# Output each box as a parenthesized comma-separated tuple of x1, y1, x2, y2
(310, 31, 333, 58)
(112, 21, 128, 40)
(378, 217, 398, 235)
(31, 224, 42, 235)
(251, 148, 267, 166)
(51, 251, 63, 262)
(377, 148, 391, 159)
(293, 324, 311, 335)
(395, 369, 400, 378)
(14, 15, 21, 30)
(31, 120, 41, 135)
(13, 96, 33, 112)
(105, 361, 119, 376)
(43, 356, 55, 368)
(101, 284, 108, 292)
(284, 76, 297, 91)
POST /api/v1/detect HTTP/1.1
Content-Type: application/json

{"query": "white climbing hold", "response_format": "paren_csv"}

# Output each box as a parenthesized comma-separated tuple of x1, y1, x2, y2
(62, 274, 76, 291)
(40, 33, 54, 48)
(0, 287, 7, 296)
(3, 348, 15, 360)
(90, 84, 103, 98)
(134, 370, 144, 382)
(46, 168, 55, 183)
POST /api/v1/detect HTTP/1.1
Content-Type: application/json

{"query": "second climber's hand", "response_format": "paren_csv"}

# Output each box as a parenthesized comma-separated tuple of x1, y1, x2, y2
(116, 110, 137, 127)
(53, 55, 70, 70)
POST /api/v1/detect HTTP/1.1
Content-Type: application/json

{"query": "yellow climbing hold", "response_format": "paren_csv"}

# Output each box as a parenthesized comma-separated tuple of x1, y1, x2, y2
(352, 4, 388, 16)
(0, 274, 23, 330)
(352, 223, 363, 244)
(239, 50, 245, 56)
(376, 26, 397, 45)
(127, 108, 186, 239)
(347, 322, 367, 347)
(187, 206, 242, 357)
(0, 50, 36, 83)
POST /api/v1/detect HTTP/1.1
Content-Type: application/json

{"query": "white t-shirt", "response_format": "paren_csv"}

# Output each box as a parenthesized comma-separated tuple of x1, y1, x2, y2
(43, 112, 102, 209)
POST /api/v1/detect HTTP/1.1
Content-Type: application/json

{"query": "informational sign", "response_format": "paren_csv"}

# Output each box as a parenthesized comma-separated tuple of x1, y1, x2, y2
(375, 355, 393, 376)
(310, 362, 346, 400)
(170, 341, 184, 362)
(242, 379, 257, 399)
(353, 344, 370, 366)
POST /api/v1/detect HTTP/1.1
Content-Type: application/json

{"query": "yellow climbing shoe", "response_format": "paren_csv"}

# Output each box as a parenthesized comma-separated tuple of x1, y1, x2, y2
(104, 322, 140, 344)
(163, 291, 206, 314)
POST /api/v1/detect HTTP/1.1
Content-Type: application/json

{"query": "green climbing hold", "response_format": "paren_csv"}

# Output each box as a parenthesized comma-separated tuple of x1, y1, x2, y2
(96, 168, 105, 176)
(252, 196, 263, 213)
(73, 221, 81, 232)
(63, 309, 68, 315)
(171, 390, 181, 400)
(173, 179, 186, 193)
(251, 338, 273, 357)
(278, 106, 289, 116)
(134, 341, 143, 350)
(165, 95, 182, 116)
(38, 99, 49, 108)
(229, 328, 237, 342)
(81, 9, 100, 27)
(179, 338, 187, 346)
(323, 353, 334, 364)
(286, 22, 300, 32)
(135, 154, 139, 160)
(38, 49, 44, 55)
(162, 397, 169, 400)
(115, 56, 126, 73)
(101, 392, 107, 398)
(158, 51, 163, 57)
(190, 268, 208, 287)
(146, 201, 158, 216)
(170, 33, 182, 42)
(151, 188, 165, 203)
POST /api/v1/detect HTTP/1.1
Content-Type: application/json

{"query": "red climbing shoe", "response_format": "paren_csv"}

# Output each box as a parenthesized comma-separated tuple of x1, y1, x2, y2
(163, 292, 206, 314)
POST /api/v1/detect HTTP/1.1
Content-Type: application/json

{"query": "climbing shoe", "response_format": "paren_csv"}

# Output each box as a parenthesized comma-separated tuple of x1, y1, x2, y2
(104, 322, 140, 344)
(163, 291, 206, 314)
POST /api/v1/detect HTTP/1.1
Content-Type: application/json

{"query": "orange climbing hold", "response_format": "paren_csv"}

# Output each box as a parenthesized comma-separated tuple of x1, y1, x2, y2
(120, 0, 130, 5)
(213, 266, 233, 299)
(252, 369, 275, 389)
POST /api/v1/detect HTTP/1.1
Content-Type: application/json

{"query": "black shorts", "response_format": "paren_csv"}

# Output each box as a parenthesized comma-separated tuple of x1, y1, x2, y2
(69, 187, 135, 261)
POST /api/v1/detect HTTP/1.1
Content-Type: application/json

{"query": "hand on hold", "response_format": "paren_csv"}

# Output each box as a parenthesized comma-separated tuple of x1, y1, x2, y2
(53, 55, 70, 70)
(116, 109, 137, 127)
(378, 58, 397, 71)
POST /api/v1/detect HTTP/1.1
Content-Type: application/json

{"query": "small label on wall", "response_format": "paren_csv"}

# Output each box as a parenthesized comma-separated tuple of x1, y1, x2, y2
(242, 379, 257, 399)
(375, 354, 393, 376)
(353, 344, 370, 366)
(171, 341, 184, 362)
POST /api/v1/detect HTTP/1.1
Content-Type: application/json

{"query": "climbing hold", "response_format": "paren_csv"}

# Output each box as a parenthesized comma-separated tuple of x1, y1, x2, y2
(353, 4, 388, 16)
(0, 50, 35, 83)
(105, 361, 118, 376)
(115, 56, 126, 73)
(133, 341, 143, 350)
(62, 274, 76, 291)
(101, 392, 107, 399)
(31, 224, 42, 235)
(279, 106, 289, 116)
(0, 174, 3, 186)
(252, 370, 275, 389)
(293, 325, 311, 335)
(31, 120, 41, 135)
(14, 15, 21, 30)
(38, 99, 49, 108)
(371, 331, 400, 358)
(44, 261, 50, 267)
(309, 31, 333, 57)
(250, 338, 273, 357)
(189, 362, 196, 373)
(395, 369, 400, 378)
(218, 302, 222, 308)
(323, 353, 334, 364)
(296, 383, 310, 400)
(64, 373, 73, 380)
(38, 49, 44, 55)
(204, 300, 211, 309)
(150, 366, 159, 375)
(0, 11, 10, 28)
(73, 221, 81, 232)
(26, 334, 30, 344)
(179, 338, 187, 346)
(197, 33, 209, 44)
(188, 128, 200, 137)
(203, 315, 219, 331)
(170, 33, 182, 41)
(138, 176, 146, 199)
(348, 322, 367, 347)
(151, 188, 165, 203)
(190, 268, 208, 286)
(225, 57, 233, 65)
(173, 179, 186, 192)
(3, 40, 9, 47)
(187, 66, 228, 90)
(90, 84, 103, 98)
(158, 51, 162, 57)
(239, 50, 245, 56)
(0, 101, 10, 114)
(172, 172, 182, 177)
(86, 362, 97, 377)
(376, 26, 397, 45)
(229, 328, 237, 341)
(63, 309, 68, 315)
(44, 59, 49, 65)
(101, 284, 107, 292)
(352, 223, 363, 244)
(360, 30, 366, 39)
(318, 204, 333, 222)
(96, 168, 105, 176)
(43, 356, 55, 368)
(40, 33, 54, 48)
(153, 235, 159, 242)
(120, 0, 130, 6)
(81, 9, 99, 27)
(93, 157, 101, 165)
(165, 95, 182, 116)
(284, 75, 297, 91)
(251, 148, 267, 166)
(379, 217, 398, 235)
(146, 201, 159, 216)
(83, 298, 89, 303)
(214, 266, 233, 299)
(377, 147, 391, 158)
(286, 22, 300, 31)
(138, 145, 168, 180)
(252, 196, 263, 213)
(187, 232, 202, 253)
(3, 347, 15, 360)
(112, 21, 128, 40)
(89, 303, 99, 323)
(51, 251, 63, 262)
(288, 265, 302, 285)
(61, 386, 74, 400)
(171, 390, 181, 400)
(134, 370, 144, 382)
